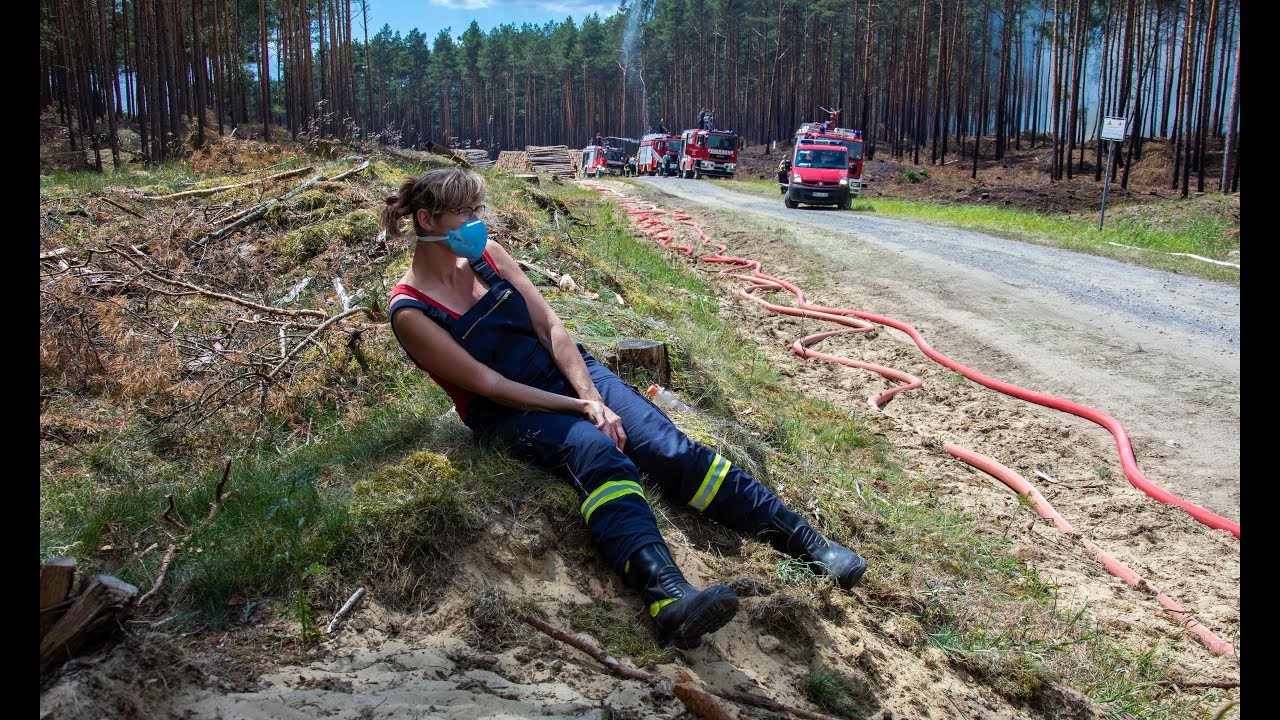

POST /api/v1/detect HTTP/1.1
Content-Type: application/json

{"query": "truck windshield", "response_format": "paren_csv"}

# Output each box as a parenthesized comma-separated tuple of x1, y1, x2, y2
(794, 149, 848, 169)
(841, 140, 863, 160)
(666, 140, 682, 154)
(705, 134, 736, 150)
(606, 151, 625, 163)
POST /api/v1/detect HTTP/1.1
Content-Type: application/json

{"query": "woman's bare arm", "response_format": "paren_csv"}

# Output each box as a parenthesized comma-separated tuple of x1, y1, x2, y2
(392, 307, 591, 416)
(484, 242, 628, 449)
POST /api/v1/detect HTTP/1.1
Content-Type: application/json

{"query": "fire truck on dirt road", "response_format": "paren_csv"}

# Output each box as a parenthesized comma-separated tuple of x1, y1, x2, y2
(780, 141, 854, 209)
(580, 137, 629, 178)
(777, 108, 865, 198)
(636, 132, 681, 176)
(677, 128, 739, 179)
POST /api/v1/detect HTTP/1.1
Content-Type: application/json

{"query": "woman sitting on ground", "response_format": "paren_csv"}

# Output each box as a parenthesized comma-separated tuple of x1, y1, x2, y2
(381, 167, 868, 648)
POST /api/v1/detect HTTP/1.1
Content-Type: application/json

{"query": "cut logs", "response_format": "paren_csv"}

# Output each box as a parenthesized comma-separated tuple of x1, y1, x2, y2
(495, 151, 533, 173)
(452, 148, 493, 167)
(40, 556, 77, 639)
(526, 145, 577, 178)
(40, 567, 138, 676)
(613, 338, 671, 389)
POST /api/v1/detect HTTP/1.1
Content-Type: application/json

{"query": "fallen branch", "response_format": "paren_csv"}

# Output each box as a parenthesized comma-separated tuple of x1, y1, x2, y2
(324, 587, 366, 635)
(701, 684, 838, 720)
(267, 306, 376, 379)
(99, 196, 146, 219)
(520, 612, 841, 719)
(518, 612, 655, 682)
(135, 544, 179, 607)
(516, 259, 562, 283)
(136, 460, 238, 608)
(135, 166, 313, 201)
(115, 244, 325, 319)
(198, 173, 326, 243)
(1156, 679, 1240, 690)
(672, 672, 736, 720)
(329, 159, 370, 182)
(161, 494, 189, 533)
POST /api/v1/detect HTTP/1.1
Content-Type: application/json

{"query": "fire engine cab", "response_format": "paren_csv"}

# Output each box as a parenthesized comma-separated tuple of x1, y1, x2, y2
(781, 141, 853, 209)
(677, 128, 739, 179)
(637, 133, 681, 176)
(777, 109, 865, 198)
(580, 140, 628, 178)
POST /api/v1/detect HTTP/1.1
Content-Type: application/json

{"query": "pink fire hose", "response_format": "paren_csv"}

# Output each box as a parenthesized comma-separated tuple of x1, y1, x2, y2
(945, 443, 1236, 659)
(585, 182, 1238, 540)
(584, 182, 1238, 657)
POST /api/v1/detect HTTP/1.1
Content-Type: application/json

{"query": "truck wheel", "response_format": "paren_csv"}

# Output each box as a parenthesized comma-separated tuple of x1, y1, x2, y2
(841, 195, 852, 210)
(784, 197, 799, 209)
(693, 167, 702, 180)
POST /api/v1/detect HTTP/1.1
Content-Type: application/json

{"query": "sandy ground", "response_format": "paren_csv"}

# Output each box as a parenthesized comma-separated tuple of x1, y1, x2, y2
(40, 177, 1239, 720)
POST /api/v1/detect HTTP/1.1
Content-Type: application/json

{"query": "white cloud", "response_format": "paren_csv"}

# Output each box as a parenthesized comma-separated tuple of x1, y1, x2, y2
(429, 0, 495, 9)
(533, 1, 619, 18)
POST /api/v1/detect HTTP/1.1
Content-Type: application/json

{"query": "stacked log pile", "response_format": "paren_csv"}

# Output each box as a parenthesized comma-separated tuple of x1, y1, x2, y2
(526, 145, 576, 178)
(40, 556, 138, 677)
(452, 148, 493, 167)
(495, 151, 532, 172)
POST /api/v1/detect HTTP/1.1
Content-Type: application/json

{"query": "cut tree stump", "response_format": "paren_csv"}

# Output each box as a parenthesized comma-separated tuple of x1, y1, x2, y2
(40, 575, 138, 676)
(614, 338, 671, 388)
(40, 556, 77, 640)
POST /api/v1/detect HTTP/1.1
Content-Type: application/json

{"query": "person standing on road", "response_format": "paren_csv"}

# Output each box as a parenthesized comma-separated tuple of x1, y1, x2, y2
(380, 167, 869, 649)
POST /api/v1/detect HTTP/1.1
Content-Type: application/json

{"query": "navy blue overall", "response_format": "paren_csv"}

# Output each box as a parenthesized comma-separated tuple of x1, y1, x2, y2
(389, 253, 783, 574)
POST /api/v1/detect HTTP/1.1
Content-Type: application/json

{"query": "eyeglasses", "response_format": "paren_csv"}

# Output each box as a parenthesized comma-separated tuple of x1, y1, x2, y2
(445, 204, 486, 216)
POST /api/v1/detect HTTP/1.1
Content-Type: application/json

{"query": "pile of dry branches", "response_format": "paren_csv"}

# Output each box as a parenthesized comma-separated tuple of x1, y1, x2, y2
(39, 157, 385, 434)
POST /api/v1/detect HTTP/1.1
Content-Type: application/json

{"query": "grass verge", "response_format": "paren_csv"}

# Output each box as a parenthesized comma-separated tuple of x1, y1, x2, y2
(720, 176, 1239, 284)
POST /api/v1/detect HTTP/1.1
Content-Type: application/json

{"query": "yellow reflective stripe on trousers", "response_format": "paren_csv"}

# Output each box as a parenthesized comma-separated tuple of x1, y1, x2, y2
(580, 480, 646, 526)
(689, 454, 730, 511)
(649, 597, 679, 617)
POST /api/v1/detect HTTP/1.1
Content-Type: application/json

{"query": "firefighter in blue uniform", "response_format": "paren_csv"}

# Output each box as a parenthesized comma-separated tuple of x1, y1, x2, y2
(381, 168, 868, 648)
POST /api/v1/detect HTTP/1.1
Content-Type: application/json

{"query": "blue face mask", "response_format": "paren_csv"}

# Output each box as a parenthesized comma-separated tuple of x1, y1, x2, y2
(418, 219, 489, 261)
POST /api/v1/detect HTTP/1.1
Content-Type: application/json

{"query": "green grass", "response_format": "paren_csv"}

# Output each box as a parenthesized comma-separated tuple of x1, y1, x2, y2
(569, 601, 677, 667)
(719, 177, 1239, 284)
(801, 667, 864, 717)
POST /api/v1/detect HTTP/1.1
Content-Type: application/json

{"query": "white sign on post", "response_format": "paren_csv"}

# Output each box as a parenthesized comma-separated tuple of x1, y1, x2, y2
(1100, 116, 1127, 141)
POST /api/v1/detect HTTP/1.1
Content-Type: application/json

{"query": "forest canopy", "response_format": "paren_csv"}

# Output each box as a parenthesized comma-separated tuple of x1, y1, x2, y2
(39, 0, 1239, 194)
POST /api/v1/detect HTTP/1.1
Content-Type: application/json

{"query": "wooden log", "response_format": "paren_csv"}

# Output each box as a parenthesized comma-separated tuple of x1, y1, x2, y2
(40, 575, 138, 676)
(40, 557, 77, 639)
(615, 338, 671, 388)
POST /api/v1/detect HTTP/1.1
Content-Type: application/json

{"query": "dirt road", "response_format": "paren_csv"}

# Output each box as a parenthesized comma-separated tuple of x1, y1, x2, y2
(635, 176, 1240, 523)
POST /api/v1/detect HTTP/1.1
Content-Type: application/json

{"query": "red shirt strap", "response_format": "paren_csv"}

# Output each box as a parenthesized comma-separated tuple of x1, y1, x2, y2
(481, 250, 502, 277)
(389, 283, 461, 319)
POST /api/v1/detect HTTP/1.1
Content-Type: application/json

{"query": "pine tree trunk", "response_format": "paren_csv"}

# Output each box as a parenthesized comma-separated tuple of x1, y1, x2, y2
(1194, 0, 1218, 192)
(1219, 37, 1239, 192)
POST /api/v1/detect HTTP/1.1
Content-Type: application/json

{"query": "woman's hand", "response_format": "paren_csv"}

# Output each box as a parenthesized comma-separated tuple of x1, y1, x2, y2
(582, 400, 628, 451)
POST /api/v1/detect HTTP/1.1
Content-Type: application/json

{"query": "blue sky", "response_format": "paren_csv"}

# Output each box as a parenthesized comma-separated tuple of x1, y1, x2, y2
(359, 0, 622, 41)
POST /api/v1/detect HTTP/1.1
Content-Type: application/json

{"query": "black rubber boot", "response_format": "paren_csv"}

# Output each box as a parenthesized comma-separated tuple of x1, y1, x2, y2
(623, 543, 739, 649)
(765, 507, 868, 590)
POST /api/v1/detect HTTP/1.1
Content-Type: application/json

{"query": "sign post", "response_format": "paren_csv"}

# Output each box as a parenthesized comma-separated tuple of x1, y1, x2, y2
(1098, 116, 1127, 230)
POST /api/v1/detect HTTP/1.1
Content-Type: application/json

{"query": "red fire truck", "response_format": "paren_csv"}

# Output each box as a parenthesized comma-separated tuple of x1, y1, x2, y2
(777, 109, 865, 197)
(677, 128, 739, 179)
(580, 139, 629, 178)
(781, 141, 853, 209)
(636, 133, 681, 176)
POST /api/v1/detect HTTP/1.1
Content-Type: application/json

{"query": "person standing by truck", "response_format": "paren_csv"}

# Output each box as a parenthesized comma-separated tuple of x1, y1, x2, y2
(381, 167, 869, 649)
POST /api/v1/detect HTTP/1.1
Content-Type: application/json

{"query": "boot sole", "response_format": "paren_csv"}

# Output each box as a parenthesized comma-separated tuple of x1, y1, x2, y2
(666, 586, 740, 649)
